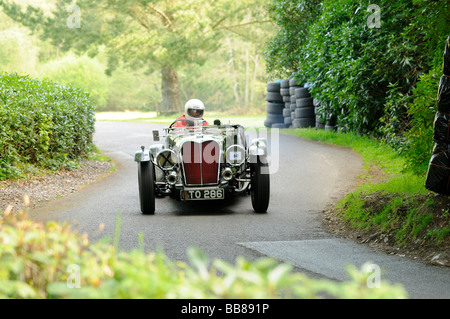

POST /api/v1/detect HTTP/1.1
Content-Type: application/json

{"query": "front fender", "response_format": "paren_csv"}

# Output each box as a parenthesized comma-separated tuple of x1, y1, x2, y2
(134, 149, 151, 163)
(248, 138, 267, 157)
(135, 144, 164, 163)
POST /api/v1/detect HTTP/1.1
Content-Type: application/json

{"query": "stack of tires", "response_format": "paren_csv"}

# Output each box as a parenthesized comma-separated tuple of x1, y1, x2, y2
(280, 79, 292, 128)
(325, 115, 337, 131)
(264, 82, 286, 128)
(313, 98, 337, 131)
(314, 98, 326, 129)
(288, 79, 300, 128)
(292, 84, 315, 129)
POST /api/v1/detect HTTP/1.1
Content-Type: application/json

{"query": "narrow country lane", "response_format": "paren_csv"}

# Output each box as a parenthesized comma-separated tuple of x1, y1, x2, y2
(28, 121, 450, 298)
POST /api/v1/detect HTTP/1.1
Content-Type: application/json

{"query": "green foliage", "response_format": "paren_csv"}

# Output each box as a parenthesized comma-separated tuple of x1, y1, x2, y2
(105, 67, 159, 112)
(402, 66, 441, 175)
(0, 211, 407, 299)
(1, 0, 272, 113)
(0, 72, 95, 179)
(265, 0, 450, 138)
(40, 54, 109, 110)
(265, 0, 322, 77)
(0, 25, 39, 75)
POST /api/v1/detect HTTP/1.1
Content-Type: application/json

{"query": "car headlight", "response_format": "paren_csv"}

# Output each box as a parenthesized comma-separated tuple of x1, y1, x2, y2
(225, 145, 246, 166)
(156, 149, 178, 171)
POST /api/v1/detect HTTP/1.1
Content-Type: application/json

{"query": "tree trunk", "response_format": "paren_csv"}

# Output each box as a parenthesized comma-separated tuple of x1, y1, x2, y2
(160, 66, 183, 115)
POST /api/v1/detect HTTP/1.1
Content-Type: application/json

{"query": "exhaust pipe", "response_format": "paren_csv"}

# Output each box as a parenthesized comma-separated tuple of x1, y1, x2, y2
(222, 168, 234, 181)
(166, 171, 178, 185)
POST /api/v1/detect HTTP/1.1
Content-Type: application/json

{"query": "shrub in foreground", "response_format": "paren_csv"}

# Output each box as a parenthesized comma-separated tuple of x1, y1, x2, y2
(0, 211, 407, 299)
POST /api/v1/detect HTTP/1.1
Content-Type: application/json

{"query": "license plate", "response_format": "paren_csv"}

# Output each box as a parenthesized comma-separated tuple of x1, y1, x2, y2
(182, 189, 225, 201)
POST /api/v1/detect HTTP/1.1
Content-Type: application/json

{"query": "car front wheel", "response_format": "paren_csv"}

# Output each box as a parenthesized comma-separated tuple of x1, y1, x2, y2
(251, 156, 270, 213)
(138, 161, 156, 215)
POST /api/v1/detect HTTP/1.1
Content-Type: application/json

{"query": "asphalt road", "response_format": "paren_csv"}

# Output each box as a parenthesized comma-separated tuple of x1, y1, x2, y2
(28, 121, 450, 298)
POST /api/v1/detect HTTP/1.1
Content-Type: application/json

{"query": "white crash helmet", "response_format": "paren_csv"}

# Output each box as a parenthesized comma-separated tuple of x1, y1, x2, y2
(185, 99, 205, 122)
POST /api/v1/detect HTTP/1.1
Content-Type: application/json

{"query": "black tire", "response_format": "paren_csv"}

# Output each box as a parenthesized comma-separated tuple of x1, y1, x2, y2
(280, 88, 290, 96)
(265, 114, 284, 127)
(295, 87, 311, 99)
(316, 122, 325, 130)
(266, 92, 283, 102)
(295, 107, 315, 118)
(251, 156, 270, 213)
(292, 118, 315, 128)
(284, 117, 292, 125)
(267, 82, 281, 92)
(316, 115, 326, 124)
(281, 79, 290, 88)
(283, 95, 291, 103)
(283, 108, 291, 117)
(272, 123, 288, 129)
(325, 125, 336, 131)
(313, 98, 321, 107)
(290, 104, 296, 112)
(289, 86, 300, 96)
(266, 102, 284, 114)
(289, 79, 301, 87)
(138, 162, 156, 215)
(326, 117, 336, 126)
(296, 97, 314, 108)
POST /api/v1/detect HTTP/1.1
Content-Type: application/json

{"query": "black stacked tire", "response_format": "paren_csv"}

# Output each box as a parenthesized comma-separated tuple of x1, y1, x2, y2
(292, 87, 315, 129)
(264, 81, 287, 128)
(279, 79, 292, 128)
(325, 114, 337, 131)
(288, 79, 301, 125)
(314, 99, 325, 130)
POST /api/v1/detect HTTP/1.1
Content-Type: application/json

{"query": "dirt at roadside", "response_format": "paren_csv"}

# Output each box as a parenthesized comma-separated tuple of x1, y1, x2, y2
(0, 159, 114, 214)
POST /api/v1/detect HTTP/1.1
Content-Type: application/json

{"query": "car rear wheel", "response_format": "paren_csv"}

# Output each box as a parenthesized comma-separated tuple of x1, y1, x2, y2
(251, 156, 270, 213)
(138, 161, 156, 215)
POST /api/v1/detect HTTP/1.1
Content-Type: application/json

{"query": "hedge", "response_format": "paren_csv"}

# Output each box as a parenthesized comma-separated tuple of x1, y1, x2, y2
(0, 72, 95, 179)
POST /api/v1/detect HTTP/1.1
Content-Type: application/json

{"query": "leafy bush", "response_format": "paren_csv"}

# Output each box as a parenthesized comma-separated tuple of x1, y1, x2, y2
(402, 66, 441, 175)
(265, 0, 450, 138)
(0, 72, 95, 179)
(0, 211, 407, 299)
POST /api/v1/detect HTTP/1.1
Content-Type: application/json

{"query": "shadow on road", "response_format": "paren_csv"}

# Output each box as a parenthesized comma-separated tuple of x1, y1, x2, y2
(152, 194, 253, 216)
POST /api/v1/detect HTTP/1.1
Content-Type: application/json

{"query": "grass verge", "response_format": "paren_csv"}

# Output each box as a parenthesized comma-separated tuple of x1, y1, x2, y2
(95, 111, 267, 128)
(284, 128, 450, 266)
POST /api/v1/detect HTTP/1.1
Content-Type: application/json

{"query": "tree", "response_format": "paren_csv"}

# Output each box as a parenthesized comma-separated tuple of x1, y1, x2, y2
(1, 0, 269, 114)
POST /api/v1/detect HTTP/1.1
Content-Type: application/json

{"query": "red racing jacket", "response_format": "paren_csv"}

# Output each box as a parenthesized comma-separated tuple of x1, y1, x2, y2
(172, 114, 208, 127)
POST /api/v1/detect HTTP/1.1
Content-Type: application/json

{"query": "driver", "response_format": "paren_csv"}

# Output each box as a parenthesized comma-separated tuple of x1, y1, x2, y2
(172, 99, 208, 127)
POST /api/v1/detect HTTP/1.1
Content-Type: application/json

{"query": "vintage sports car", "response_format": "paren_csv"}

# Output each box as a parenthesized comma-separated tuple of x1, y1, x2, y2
(134, 119, 270, 215)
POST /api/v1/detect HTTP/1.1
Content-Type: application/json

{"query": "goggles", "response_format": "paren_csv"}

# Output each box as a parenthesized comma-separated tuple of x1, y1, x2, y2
(188, 109, 204, 118)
